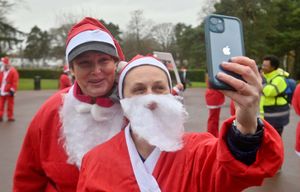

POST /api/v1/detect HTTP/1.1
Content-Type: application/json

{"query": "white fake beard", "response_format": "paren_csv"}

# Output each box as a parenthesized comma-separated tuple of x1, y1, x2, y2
(59, 86, 124, 168)
(120, 94, 188, 152)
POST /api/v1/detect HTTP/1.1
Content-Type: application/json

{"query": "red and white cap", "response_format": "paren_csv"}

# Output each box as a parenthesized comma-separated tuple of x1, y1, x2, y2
(118, 55, 172, 99)
(65, 17, 125, 64)
(1, 57, 10, 65)
(63, 64, 69, 73)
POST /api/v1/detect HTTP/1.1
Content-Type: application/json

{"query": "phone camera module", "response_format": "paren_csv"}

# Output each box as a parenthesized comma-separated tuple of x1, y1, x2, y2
(209, 17, 224, 33)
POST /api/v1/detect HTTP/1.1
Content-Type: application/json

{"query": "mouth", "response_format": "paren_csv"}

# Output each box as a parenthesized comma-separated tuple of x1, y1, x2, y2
(88, 79, 104, 86)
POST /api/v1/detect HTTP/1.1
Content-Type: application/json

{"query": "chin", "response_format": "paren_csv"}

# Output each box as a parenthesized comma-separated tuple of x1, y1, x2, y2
(89, 90, 107, 97)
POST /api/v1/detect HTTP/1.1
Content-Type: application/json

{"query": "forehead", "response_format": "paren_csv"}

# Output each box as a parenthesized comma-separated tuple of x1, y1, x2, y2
(74, 51, 112, 60)
(124, 65, 169, 84)
(263, 60, 271, 65)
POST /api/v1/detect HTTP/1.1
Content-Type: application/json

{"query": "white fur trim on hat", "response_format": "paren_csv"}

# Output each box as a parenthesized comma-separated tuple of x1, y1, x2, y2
(118, 57, 172, 99)
(65, 29, 117, 63)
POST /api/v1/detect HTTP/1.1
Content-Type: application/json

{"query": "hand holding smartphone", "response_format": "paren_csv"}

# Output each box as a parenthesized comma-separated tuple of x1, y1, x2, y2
(204, 14, 245, 90)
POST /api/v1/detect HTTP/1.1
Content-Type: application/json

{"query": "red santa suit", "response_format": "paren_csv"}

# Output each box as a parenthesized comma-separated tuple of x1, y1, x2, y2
(0, 64, 19, 120)
(77, 117, 283, 192)
(292, 84, 300, 156)
(205, 88, 225, 137)
(59, 73, 72, 90)
(14, 17, 126, 192)
(13, 84, 125, 191)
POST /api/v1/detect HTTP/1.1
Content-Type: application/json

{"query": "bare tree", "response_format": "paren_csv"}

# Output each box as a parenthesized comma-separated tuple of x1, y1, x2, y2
(198, 0, 220, 22)
(122, 9, 158, 58)
(0, 0, 24, 55)
(151, 23, 176, 51)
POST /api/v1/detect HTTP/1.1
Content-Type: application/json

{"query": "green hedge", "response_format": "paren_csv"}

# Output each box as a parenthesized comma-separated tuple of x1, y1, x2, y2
(17, 68, 61, 79)
(17, 68, 206, 82)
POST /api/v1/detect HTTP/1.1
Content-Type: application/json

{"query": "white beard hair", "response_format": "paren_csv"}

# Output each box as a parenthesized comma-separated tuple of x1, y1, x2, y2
(120, 94, 188, 152)
(59, 86, 124, 168)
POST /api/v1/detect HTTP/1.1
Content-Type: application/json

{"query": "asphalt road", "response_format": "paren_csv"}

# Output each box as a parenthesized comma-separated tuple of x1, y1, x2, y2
(0, 88, 299, 191)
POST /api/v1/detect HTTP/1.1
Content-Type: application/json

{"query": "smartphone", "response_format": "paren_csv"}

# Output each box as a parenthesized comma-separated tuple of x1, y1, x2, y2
(204, 14, 245, 90)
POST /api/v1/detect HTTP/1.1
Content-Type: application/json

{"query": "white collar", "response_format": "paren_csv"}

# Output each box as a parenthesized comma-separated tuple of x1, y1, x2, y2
(125, 124, 161, 192)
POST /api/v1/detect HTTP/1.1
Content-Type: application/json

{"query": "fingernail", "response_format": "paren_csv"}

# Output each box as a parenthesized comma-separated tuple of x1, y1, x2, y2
(230, 57, 237, 61)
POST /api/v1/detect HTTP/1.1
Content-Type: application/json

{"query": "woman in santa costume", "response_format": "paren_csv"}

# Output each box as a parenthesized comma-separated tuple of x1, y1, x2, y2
(77, 55, 283, 192)
(292, 83, 300, 157)
(0, 56, 19, 122)
(13, 17, 126, 191)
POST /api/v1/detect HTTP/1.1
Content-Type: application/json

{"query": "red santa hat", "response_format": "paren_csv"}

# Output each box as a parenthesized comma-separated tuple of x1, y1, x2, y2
(63, 64, 70, 73)
(1, 57, 10, 65)
(65, 17, 125, 64)
(118, 55, 172, 99)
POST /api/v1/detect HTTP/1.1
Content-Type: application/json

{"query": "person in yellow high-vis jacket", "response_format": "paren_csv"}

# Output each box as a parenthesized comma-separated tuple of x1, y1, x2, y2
(261, 55, 290, 136)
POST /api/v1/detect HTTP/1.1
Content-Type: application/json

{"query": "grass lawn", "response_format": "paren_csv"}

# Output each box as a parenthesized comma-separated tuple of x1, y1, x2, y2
(190, 81, 206, 88)
(19, 78, 59, 90)
(19, 79, 206, 90)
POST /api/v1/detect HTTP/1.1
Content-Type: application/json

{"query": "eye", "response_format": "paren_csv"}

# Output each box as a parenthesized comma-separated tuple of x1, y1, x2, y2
(98, 57, 114, 69)
(131, 86, 146, 95)
(77, 60, 92, 68)
(153, 85, 167, 93)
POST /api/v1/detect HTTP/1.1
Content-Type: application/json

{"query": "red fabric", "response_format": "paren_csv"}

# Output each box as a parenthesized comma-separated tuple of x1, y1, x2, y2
(0, 67, 19, 92)
(230, 100, 236, 116)
(205, 88, 225, 106)
(77, 117, 283, 192)
(292, 84, 300, 152)
(13, 88, 80, 192)
(296, 123, 300, 152)
(72, 82, 114, 107)
(207, 108, 221, 137)
(0, 95, 14, 119)
(1, 56, 10, 65)
(66, 17, 125, 61)
(0, 67, 19, 119)
(59, 74, 72, 90)
(205, 88, 224, 137)
(292, 84, 300, 115)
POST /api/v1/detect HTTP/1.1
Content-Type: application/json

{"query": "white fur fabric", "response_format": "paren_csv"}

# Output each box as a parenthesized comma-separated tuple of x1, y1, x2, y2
(59, 86, 124, 167)
(120, 94, 188, 152)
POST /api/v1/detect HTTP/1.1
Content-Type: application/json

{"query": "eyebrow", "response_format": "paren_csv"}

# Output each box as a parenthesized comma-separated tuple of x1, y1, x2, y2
(131, 80, 166, 86)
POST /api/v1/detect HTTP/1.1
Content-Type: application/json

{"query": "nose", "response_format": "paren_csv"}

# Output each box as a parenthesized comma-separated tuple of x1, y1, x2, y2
(91, 63, 102, 73)
(145, 87, 153, 95)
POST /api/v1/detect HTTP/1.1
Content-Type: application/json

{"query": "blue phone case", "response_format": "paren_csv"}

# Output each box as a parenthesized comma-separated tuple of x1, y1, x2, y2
(204, 14, 245, 90)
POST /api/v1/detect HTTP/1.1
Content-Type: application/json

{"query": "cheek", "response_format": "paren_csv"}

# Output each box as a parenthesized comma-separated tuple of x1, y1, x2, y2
(104, 66, 116, 80)
(73, 70, 88, 84)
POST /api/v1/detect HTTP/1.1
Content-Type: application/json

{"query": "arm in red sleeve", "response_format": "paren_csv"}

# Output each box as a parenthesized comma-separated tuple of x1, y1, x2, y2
(292, 84, 300, 115)
(13, 113, 48, 191)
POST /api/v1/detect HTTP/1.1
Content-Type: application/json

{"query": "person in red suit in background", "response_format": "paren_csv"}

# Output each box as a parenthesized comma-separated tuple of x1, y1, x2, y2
(0, 56, 19, 122)
(205, 73, 225, 137)
(292, 83, 300, 157)
(59, 65, 73, 90)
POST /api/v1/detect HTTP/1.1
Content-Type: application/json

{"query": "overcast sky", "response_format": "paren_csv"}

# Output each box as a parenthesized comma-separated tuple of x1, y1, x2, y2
(9, 0, 207, 33)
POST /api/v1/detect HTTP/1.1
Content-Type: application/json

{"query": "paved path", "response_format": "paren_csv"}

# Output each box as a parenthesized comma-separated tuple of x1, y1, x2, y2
(0, 88, 299, 191)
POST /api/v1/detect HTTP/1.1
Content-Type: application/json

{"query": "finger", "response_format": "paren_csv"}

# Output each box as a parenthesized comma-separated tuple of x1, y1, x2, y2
(220, 62, 261, 86)
(221, 88, 260, 110)
(217, 72, 252, 95)
(230, 56, 260, 78)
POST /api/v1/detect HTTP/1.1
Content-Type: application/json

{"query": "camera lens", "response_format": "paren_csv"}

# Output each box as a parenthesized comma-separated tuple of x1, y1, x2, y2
(216, 24, 224, 32)
(209, 24, 217, 32)
(210, 17, 218, 25)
